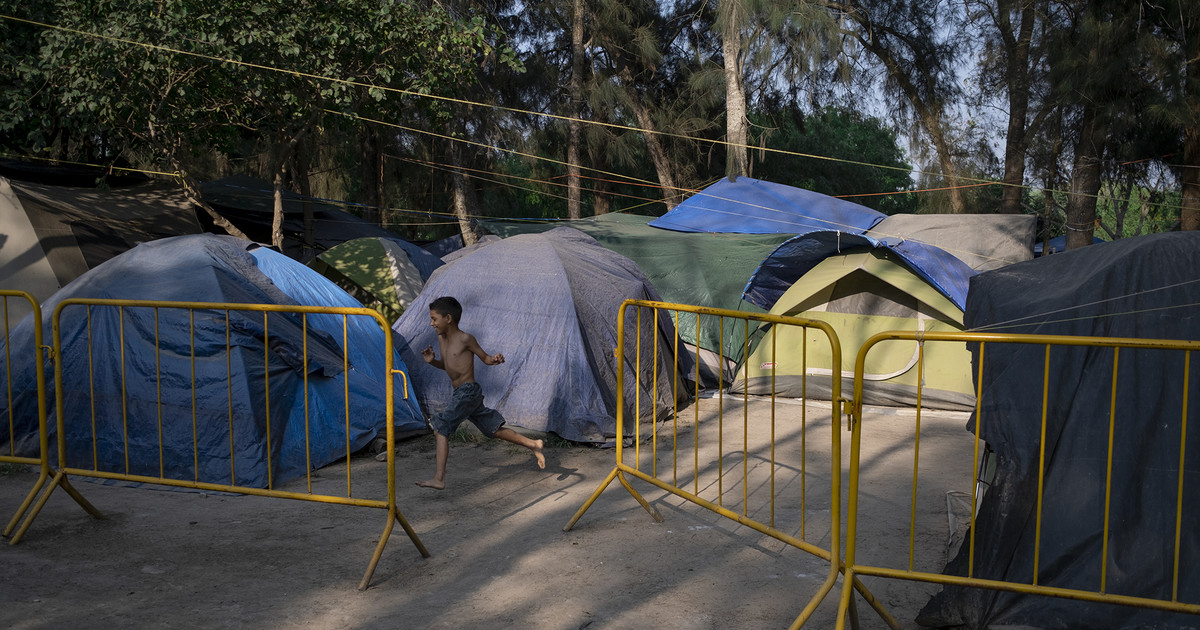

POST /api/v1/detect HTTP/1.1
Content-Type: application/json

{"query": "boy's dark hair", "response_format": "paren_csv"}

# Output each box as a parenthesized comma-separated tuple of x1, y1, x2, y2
(429, 296, 463, 323)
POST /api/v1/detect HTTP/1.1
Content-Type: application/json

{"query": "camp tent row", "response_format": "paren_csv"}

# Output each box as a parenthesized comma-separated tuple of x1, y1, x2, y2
(0, 170, 1033, 479)
(486, 177, 1035, 411)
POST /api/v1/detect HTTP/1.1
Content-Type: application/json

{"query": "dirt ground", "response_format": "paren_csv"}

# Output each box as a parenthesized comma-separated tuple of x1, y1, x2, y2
(0, 395, 977, 630)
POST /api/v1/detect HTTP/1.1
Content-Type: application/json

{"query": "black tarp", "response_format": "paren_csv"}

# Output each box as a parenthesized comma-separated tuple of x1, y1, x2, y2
(917, 232, 1200, 629)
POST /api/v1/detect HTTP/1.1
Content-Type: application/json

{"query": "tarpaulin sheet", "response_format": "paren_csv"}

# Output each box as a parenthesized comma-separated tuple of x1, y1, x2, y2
(647, 176, 884, 235)
(917, 232, 1200, 629)
(742, 231, 976, 311)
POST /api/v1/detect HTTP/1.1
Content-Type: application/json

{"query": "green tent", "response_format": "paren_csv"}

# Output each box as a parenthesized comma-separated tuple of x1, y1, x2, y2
(307, 237, 428, 323)
(482, 214, 793, 384)
(731, 248, 975, 411)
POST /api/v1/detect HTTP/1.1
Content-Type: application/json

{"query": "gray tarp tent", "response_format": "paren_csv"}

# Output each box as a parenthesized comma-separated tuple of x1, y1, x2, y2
(393, 227, 691, 443)
(917, 232, 1200, 629)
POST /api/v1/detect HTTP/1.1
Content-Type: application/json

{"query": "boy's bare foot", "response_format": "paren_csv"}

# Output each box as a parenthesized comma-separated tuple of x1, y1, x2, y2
(415, 479, 445, 490)
(533, 439, 545, 469)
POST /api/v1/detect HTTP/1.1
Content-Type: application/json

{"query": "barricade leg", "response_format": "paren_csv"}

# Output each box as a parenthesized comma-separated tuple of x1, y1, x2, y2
(8, 470, 103, 545)
(4, 466, 49, 538)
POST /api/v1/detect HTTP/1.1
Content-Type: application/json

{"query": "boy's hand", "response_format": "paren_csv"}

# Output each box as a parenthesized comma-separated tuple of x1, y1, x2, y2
(422, 346, 435, 363)
(492, 353, 505, 365)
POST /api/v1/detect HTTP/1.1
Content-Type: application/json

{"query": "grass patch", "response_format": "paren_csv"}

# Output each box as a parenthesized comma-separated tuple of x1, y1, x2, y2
(0, 462, 29, 476)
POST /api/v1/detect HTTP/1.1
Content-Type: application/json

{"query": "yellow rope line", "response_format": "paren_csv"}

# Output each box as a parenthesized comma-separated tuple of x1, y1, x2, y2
(3, 13, 1187, 217)
(0, 13, 1007, 192)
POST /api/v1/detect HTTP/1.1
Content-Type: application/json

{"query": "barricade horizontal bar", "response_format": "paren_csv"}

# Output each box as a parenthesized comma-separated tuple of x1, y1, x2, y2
(56, 467, 391, 509)
(851, 565, 1200, 615)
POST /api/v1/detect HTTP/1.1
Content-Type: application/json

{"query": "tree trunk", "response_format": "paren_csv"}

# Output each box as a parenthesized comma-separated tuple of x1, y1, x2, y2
(721, 0, 748, 180)
(360, 127, 382, 225)
(620, 68, 681, 210)
(290, 143, 315, 260)
(1065, 104, 1106, 250)
(998, 0, 1037, 214)
(567, 0, 584, 219)
(271, 165, 287, 250)
(1182, 127, 1200, 231)
(593, 177, 612, 215)
(450, 144, 479, 246)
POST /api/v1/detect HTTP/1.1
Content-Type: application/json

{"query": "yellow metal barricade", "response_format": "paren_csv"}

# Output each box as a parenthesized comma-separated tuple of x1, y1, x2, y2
(564, 299, 847, 628)
(1, 291, 60, 539)
(8, 298, 428, 589)
(838, 330, 1200, 629)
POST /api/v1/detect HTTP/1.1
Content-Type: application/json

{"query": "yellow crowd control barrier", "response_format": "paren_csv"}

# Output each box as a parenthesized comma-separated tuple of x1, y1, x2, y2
(8, 298, 428, 589)
(838, 330, 1200, 629)
(564, 299, 848, 629)
(1, 291, 58, 540)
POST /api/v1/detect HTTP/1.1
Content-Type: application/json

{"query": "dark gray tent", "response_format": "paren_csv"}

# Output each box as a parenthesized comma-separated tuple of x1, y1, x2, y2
(393, 227, 691, 444)
(0, 175, 203, 320)
(917, 232, 1200, 629)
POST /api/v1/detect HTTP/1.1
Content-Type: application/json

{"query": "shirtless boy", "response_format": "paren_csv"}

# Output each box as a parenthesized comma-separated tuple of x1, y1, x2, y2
(415, 296, 545, 490)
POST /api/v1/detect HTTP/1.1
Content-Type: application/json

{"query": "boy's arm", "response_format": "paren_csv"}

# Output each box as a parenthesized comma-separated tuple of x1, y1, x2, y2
(421, 345, 444, 370)
(466, 335, 505, 366)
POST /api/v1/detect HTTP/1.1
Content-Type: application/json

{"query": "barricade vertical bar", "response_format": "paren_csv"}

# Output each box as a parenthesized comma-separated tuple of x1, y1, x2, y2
(120, 306, 130, 474)
(1174, 351, 1190, 602)
(190, 310, 198, 482)
(969, 341, 987, 579)
(225, 310, 235, 484)
(155, 308, 163, 478)
(693, 311, 700, 498)
(263, 312, 273, 489)
(769, 323, 777, 528)
(799, 327, 806, 538)
(672, 311, 680, 488)
(1033, 344, 1051, 585)
(302, 313, 312, 494)
(343, 315, 352, 496)
(2, 297, 9, 457)
(1101, 347, 1120, 593)
(634, 307, 642, 469)
(652, 307, 660, 479)
(717, 316, 725, 507)
(87, 306, 97, 470)
(742, 319, 750, 517)
(908, 342, 925, 571)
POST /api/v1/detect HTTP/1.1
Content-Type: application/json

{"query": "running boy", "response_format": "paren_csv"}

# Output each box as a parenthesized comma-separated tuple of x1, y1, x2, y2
(415, 296, 545, 490)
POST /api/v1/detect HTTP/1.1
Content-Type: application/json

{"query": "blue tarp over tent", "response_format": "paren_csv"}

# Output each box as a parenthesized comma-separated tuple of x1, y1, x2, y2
(246, 243, 424, 427)
(742, 231, 977, 311)
(648, 176, 885, 235)
(0, 234, 424, 488)
(394, 227, 691, 443)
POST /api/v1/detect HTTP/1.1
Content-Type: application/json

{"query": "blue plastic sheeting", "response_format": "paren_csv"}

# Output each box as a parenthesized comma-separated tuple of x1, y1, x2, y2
(245, 244, 424, 431)
(0, 234, 423, 488)
(648, 177, 885, 235)
(742, 231, 977, 311)
(394, 227, 691, 444)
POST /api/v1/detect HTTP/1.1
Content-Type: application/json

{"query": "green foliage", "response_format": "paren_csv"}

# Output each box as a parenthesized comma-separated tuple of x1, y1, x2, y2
(0, 1, 515, 177)
(749, 107, 916, 214)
